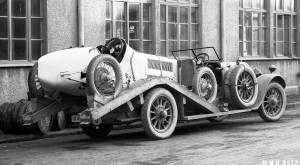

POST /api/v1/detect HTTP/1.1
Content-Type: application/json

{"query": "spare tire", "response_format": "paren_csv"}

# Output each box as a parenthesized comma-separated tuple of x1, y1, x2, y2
(86, 55, 123, 104)
(229, 64, 258, 109)
(28, 62, 44, 98)
(192, 67, 217, 103)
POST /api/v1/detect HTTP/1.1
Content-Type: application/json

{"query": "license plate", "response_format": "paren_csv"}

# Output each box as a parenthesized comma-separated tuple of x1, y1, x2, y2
(71, 115, 80, 123)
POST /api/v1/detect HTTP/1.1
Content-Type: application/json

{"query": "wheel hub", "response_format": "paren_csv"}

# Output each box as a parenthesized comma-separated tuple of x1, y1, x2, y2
(268, 96, 278, 108)
(156, 107, 167, 121)
(241, 80, 250, 90)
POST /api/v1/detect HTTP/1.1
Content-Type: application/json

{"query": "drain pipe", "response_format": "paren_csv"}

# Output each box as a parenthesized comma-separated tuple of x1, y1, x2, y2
(220, 0, 226, 61)
(78, 0, 84, 46)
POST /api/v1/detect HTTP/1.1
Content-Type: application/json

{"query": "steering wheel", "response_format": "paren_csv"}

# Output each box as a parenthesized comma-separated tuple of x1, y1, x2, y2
(193, 53, 209, 66)
(104, 38, 124, 59)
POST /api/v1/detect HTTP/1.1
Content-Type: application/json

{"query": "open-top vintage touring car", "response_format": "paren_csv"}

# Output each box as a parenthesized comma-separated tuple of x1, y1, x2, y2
(18, 37, 286, 139)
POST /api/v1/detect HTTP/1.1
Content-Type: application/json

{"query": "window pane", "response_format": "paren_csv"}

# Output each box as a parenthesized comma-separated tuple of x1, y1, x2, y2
(129, 41, 140, 51)
(12, 18, 26, 38)
(293, 16, 297, 28)
(284, 29, 289, 41)
(0, 18, 8, 38)
(245, 27, 252, 41)
(284, 15, 290, 28)
(180, 41, 189, 58)
(169, 24, 177, 40)
(277, 42, 283, 55)
(278, 15, 283, 28)
(31, 19, 42, 39)
(239, 11, 243, 26)
(253, 42, 259, 55)
(284, 43, 289, 55)
(191, 24, 198, 40)
(253, 28, 259, 41)
(191, 7, 198, 23)
(143, 41, 152, 54)
(262, 13, 267, 26)
(294, 0, 297, 12)
(277, 0, 283, 10)
(273, 28, 276, 41)
(32, 41, 42, 60)
(106, 21, 112, 39)
(129, 22, 140, 39)
(253, 0, 261, 8)
(12, 0, 26, 17)
(244, 11, 252, 26)
(160, 5, 166, 22)
(253, 12, 259, 26)
(261, 42, 266, 55)
(169, 41, 177, 53)
(239, 26, 243, 41)
(31, 0, 41, 17)
(161, 41, 166, 56)
(191, 0, 198, 4)
(239, 42, 243, 56)
(0, 40, 8, 60)
(180, 7, 188, 23)
(262, 0, 267, 9)
(292, 43, 297, 55)
(239, 0, 243, 8)
(160, 23, 166, 40)
(129, 4, 140, 21)
(143, 4, 152, 21)
(143, 22, 152, 40)
(278, 29, 283, 41)
(106, 1, 111, 19)
(12, 40, 26, 60)
(0, 0, 7, 16)
(284, 0, 292, 11)
(262, 28, 267, 41)
(168, 6, 177, 23)
(292, 29, 297, 42)
(244, 42, 251, 56)
(244, 0, 251, 8)
(115, 2, 126, 21)
(116, 22, 126, 39)
(180, 24, 188, 40)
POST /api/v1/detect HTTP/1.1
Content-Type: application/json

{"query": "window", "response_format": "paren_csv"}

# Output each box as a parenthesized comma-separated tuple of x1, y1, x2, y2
(239, 0, 267, 57)
(160, 0, 199, 58)
(0, 0, 43, 62)
(273, 0, 297, 56)
(105, 0, 153, 54)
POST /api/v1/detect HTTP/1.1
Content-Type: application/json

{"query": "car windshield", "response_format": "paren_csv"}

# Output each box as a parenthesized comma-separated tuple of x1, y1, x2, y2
(171, 47, 221, 62)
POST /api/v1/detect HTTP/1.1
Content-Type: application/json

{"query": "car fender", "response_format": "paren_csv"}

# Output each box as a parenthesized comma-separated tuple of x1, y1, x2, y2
(251, 74, 286, 109)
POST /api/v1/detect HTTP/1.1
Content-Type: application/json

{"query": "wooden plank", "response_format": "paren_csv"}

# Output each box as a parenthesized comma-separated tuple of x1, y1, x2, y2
(126, 101, 134, 112)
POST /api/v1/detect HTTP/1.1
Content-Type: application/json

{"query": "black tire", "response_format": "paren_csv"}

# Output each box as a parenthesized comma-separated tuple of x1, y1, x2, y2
(229, 64, 258, 109)
(10, 100, 24, 134)
(51, 111, 67, 131)
(141, 88, 178, 140)
(192, 67, 217, 103)
(0, 103, 10, 134)
(3, 103, 14, 134)
(86, 54, 123, 104)
(28, 62, 44, 98)
(81, 124, 113, 139)
(258, 82, 286, 122)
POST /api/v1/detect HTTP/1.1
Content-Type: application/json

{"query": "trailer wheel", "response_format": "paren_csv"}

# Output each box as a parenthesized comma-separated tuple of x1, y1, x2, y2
(81, 124, 113, 139)
(229, 65, 258, 108)
(51, 111, 67, 131)
(141, 88, 178, 140)
(192, 67, 217, 103)
(258, 82, 286, 122)
(86, 55, 123, 104)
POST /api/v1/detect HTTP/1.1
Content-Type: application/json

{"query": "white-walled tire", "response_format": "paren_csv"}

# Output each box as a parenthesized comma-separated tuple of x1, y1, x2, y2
(258, 82, 286, 122)
(86, 55, 123, 104)
(141, 88, 178, 140)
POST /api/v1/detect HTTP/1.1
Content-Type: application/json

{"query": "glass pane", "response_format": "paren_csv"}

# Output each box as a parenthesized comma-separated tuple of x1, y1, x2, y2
(106, 1, 111, 19)
(261, 42, 266, 55)
(253, 0, 261, 8)
(191, 41, 199, 49)
(239, 42, 243, 56)
(143, 22, 152, 40)
(253, 28, 259, 41)
(284, 15, 290, 28)
(292, 29, 297, 42)
(191, 0, 198, 4)
(0, 0, 7, 16)
(284, 42, 289, 55)
(169, 24, 177, 40)
(180, 7, 188, 23)
(284, 0, 292, 11)
(169, 41, 177, 53)
(293, 16, 297, 28)
(143, 41, 152, 54)
(160, 5, 166, 22)
(294, 0, 297, 12)
(239, 26, 243, 41)
(253, 12, 259, 26)
(262, 28, 267, 41)
(161, 41, 166, 56)
(278, 15, 283, 28)
(12, 40, 26, 60)
(180, 41, 189, 58)
(284, 29, 289, 41)
(12, 0, 26, 17)
(12, 18, 26, 38)
(129, 4, 140, 21)
(143, 4, 152, 21)
(273, 43, 276, 55)
(129, 41, 140, 51)
(273, 28, 276, 41)
(129, 22, 140, 39)
(116, 22, 126, 39)
(277, 0, 283, 10)
(244, 11, 252, 26)
(244, 0, 251, 8)
(31, 0, 41, 17)
(253, 42, 259, 55)
(239, 0, 243, 8)
(0, 40, 8, 60)
(245, 27, 251, 41)
(244, 42, 251, 56)
(160, 23, 166, 40)
(239, 11, 243, 26)
(31, 19, 41, 39)
(262, 13, 267, 26)
(278, 29, 283, 41)
(115, 2, 126, 21)
(191, 24, 198, 40)
(262, 0, 267, 9)
(292, 43, 297, 56)
(106, 21, 111, 39)
(32, 41, 42, 60)
(277, 42, 283, 55)
(191, 7, 198, 23)
(0, 18, 7, 38)
(168, 6, 177, 23)
(180, 24, 188, 40)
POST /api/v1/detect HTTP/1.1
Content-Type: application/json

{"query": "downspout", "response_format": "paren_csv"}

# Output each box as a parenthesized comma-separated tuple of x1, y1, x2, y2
(220, 0, 226, 61)
(78, 0, 84, 46)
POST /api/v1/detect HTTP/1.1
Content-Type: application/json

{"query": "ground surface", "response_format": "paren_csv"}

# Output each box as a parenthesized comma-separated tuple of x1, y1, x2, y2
(0, 109, 300, 165)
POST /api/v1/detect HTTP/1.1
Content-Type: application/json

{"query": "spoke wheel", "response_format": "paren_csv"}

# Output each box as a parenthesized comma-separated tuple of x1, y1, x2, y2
(229, 65, 258, 108)
(141, 88, 178, 140)
(81, 124, 113, 139)
(258, 82, 286, 122)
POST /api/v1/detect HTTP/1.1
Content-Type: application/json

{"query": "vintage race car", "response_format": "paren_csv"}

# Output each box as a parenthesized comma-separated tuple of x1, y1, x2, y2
(28, 37, 286, 139)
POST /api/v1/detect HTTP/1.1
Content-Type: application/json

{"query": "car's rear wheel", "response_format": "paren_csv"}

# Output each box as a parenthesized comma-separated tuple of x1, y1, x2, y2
(258, 82, 286, 122)
(141, 88, 178, 140)
(81, 123, 113, 139)
(86, 55, 123, 104)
